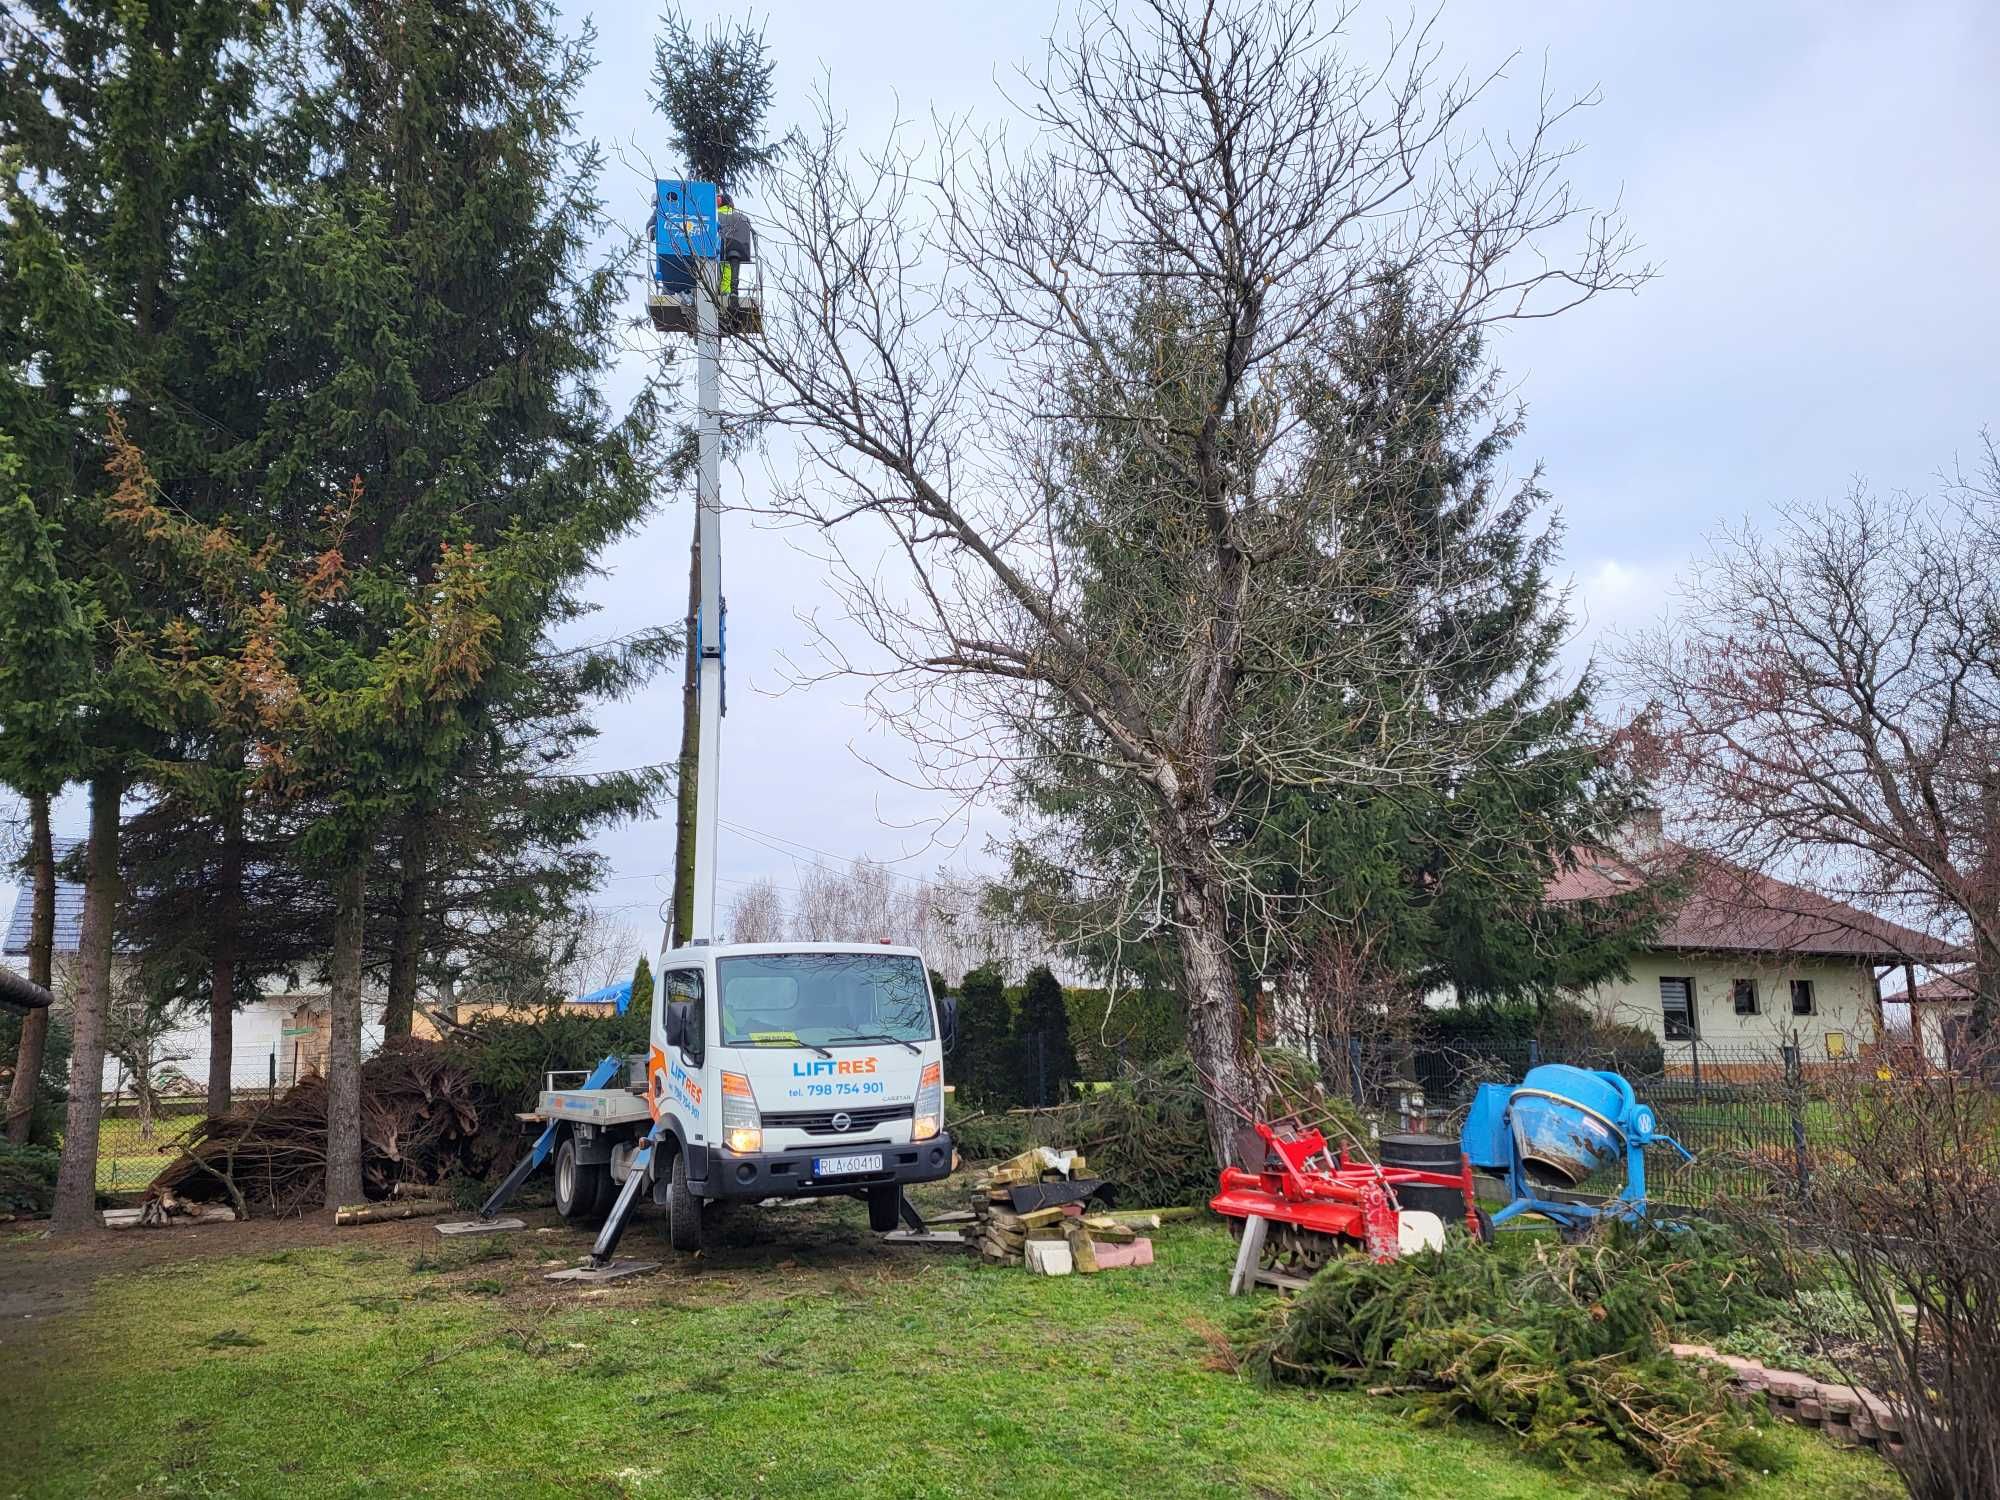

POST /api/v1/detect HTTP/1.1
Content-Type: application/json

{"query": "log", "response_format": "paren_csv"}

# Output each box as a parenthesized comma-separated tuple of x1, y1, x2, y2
(334, 1198, 452, 1227)
(103, 1205, 235, 1230)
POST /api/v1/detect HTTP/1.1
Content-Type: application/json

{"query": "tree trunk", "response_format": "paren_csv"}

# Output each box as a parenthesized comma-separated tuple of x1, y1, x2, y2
(4, 792, 57, 1145)
(206, 805, 243, 1117)
(1172, 865, 1253, 1172)
(382, 815, 429, 1040)
(669, 512, 700, 949)
(323, 860, 367, 1211)
(50, 771, 123, 1231)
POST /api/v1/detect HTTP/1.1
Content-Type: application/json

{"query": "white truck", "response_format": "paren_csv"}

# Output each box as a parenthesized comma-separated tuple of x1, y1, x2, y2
(526, 941, 958, 1261)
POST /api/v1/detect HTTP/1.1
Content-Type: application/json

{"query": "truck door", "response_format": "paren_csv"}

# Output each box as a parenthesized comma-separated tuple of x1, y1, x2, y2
(662, 966, 708, 1154)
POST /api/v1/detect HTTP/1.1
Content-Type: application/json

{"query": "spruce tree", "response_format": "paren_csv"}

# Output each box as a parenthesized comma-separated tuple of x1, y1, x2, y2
(629, 954, 655, 1023)
(1005, 278, 1661, 1026)
(249, 0, 662, 1201)
(1244, 274, 1660, 1010)
(0, 0, 273, 1226)
(0, 441, 92, 1145)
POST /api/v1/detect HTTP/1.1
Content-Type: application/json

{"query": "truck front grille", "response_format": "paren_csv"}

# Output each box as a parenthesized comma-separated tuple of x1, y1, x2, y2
(762, 1103, 913, 1136)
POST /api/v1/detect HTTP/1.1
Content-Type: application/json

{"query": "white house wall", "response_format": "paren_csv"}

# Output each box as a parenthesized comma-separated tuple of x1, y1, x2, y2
(1579, 951, 1880, 1057)
(38, 955, 393, 1095)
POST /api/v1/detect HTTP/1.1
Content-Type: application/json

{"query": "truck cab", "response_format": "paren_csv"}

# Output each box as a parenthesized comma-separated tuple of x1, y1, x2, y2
(543, 941, 957, 1252)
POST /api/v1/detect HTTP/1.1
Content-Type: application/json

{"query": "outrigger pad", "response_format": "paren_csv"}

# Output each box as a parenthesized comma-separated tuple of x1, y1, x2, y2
(545, 1259, 660, 1283)
(880, 1230, 971, 1249)
(435, 1217, 527, 1237)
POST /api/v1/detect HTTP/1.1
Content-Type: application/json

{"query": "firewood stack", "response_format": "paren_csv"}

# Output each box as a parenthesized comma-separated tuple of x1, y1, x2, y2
(969, 1146, 1157, 1273)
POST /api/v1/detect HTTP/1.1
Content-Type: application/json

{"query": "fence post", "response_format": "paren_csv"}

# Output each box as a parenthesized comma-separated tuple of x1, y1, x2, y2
(1690, 1041, 1702, 1101)
(1783, 1035, 1809, 1193)
(1527, 1038, 1540, 1071)
(268, 1050, 277, 1094)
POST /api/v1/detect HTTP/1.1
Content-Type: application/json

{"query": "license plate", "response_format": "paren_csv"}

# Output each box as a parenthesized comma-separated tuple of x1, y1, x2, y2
(815, 1152, 883, 1177)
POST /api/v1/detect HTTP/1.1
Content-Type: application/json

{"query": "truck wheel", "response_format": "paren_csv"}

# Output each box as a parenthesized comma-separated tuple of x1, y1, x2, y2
(555, 1134, 610, 1225)
(666, 1148, 702, 1252)
(866, 1185, 902, 1233)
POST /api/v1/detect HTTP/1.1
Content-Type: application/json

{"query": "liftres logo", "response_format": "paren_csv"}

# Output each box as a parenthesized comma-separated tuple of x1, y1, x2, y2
(792, 1057, 878, 1078)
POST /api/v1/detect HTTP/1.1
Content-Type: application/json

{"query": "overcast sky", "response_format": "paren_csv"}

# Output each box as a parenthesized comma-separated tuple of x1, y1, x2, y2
(9, 1, 1999, 953)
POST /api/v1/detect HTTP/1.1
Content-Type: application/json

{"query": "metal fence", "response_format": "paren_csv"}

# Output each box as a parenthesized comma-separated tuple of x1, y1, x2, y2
(1320, 1031, 1884, 1209)
(92, 1048, 293, 1192)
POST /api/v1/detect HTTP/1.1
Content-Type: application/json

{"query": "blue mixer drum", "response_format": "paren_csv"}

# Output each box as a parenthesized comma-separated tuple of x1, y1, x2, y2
(1506, 1064, 1639, 1187)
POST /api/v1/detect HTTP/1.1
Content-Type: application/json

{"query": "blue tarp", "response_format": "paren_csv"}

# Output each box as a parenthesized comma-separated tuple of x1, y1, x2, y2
(571, 979, 634, 1015)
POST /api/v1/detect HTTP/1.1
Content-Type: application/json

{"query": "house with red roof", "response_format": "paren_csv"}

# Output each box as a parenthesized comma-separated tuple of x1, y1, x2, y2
(1907, 969, 1979, 1069)
(1551, 813, 1960, 1065)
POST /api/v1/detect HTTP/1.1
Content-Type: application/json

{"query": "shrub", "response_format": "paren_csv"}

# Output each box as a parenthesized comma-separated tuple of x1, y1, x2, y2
(1745, 1041, 2000, 1500)
(1064, 984, 1183, 1077)
(0, 1139, 59, 1215)
(453, 1006, 652, 1115)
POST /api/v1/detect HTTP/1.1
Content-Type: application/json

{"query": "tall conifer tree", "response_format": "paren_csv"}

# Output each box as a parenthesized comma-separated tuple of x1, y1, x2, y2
(0, 0, 274, 1225)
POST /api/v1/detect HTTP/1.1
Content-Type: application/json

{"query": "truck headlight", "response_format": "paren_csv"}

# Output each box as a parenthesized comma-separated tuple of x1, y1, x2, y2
(912, 1061, 942, 1141)
(722, 1070, 761, 1155)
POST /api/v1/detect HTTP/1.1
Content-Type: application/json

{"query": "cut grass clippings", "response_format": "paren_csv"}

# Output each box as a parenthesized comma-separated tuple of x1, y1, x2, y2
(0, 1208, 1901, 1500)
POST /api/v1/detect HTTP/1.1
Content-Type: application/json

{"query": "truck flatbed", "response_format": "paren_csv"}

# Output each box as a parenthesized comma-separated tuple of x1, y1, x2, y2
(534, 1087, 653, 1127)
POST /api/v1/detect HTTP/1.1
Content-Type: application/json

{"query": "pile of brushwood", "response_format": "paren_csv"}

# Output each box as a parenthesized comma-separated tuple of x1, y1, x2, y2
(1239, 1223, 1788, 1496)
(150, 1009, 649, 1216)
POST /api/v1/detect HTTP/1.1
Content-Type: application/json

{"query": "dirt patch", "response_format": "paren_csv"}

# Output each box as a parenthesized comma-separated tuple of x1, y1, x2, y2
(0, 1188, 968, 1322)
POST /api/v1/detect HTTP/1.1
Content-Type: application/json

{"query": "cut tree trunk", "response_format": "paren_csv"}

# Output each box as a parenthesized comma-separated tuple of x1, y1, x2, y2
(1172, 866, 1253, 1172)
(669, 512, 700, 949)
(51, 771, 124, 1231)
(323, 860, 367, 1211)
(4, 792, 57, 1145)
(334, 1198, 451, 1226)
(382, 814, 430, 1040)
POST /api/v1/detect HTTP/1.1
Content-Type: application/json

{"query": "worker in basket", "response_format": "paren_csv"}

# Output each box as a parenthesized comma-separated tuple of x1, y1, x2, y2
(718, 189, 754, 313)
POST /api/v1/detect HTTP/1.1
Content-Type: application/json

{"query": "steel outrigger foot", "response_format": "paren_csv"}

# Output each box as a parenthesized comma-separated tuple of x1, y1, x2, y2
(545, 1121, 664, 1283)
(897, 1189, 927, 1233)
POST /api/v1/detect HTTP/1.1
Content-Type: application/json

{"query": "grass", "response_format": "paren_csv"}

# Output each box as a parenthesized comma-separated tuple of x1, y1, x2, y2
(94, 1111, 204, 1192)
(0, 1201, 1901, 1500)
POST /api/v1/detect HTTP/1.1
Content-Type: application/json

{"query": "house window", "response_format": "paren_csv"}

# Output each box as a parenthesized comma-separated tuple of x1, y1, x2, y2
(1790, 979, 1816, 1017)
(1732, 978, 1759, 1017)
(1660, 977, 1697, 1040)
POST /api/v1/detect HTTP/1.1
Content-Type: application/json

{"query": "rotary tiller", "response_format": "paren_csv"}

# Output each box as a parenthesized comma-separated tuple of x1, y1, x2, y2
(1210, 1119, 1486, 1270)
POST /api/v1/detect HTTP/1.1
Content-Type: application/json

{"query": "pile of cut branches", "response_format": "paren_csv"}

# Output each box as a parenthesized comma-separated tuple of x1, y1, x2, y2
(151, 1039, 494, 1216)
(1239, 1225, 1785, 1495)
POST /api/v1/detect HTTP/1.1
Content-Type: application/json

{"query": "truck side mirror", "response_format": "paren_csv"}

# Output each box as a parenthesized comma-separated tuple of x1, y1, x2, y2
(664, 1001, 688, 1052)
(940, 995, 959, 1054)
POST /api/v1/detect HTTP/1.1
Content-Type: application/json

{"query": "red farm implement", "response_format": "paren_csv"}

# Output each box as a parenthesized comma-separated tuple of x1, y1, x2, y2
(1210, 1119, 1488, 1273)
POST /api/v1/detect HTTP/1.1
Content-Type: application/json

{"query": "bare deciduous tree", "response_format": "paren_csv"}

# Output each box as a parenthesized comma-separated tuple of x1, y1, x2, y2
(740, 0, 1647, 1159)
(1619, 440, 2000, 1031)
(724, 876, 787, 943)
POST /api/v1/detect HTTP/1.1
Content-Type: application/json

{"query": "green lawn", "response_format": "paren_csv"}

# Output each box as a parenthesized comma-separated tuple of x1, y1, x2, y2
(94, 1112, 204, 1191)
(0, 1207, 1900, 1500)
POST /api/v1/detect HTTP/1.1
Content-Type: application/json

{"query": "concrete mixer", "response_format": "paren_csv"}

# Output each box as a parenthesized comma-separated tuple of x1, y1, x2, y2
(1459, 1064, 1693, 1237)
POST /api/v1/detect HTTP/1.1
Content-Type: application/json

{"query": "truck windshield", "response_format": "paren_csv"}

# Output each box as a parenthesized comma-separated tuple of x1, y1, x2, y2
(717, 953, 934, 1048)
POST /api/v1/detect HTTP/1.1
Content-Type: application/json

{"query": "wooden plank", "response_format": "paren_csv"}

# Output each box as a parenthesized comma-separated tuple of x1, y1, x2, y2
(1253, 1267, 1312, 1294)
(1228, 1214, 1269, 1296)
